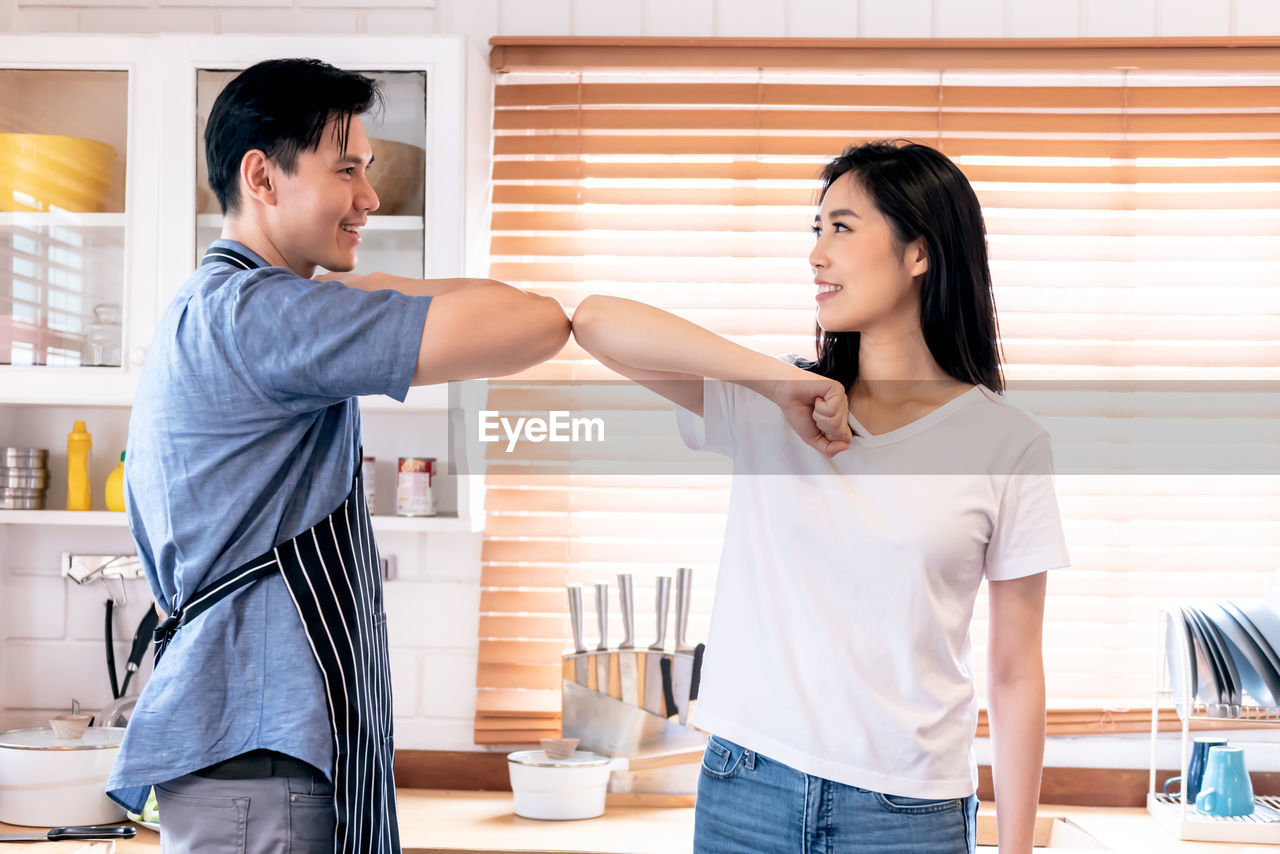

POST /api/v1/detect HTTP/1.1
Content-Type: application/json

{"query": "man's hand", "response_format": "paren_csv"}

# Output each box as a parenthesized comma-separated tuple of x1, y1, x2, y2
(768, 376, 852, 457)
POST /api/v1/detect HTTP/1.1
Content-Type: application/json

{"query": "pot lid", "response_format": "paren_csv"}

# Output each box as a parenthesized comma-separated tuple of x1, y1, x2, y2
(0, 726, 124, 750)
(507, 749, 611, 768)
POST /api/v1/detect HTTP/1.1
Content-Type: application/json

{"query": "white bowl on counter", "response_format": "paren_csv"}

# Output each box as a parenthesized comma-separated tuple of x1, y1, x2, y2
(0, 726, 127, 827)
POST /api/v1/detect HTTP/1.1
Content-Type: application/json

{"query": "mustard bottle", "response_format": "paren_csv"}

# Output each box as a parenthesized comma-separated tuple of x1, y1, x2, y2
(105, 451, 125, 512)
(66, 420, 92, 511)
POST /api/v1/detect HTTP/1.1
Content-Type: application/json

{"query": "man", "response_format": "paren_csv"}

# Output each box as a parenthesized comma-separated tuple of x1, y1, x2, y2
(105, 58, 568, 853)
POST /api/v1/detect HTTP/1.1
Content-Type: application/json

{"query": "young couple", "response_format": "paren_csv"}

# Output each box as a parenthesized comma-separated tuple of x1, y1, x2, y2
(108, 57, 1067, 854)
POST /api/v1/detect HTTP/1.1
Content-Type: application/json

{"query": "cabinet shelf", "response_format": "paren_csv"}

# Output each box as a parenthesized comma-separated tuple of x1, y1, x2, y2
(0, 212, 126, 228)
(0, 509, 472, 533)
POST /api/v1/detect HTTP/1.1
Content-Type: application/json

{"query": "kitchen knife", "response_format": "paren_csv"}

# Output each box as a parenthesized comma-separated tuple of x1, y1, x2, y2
(594, 581, 612, 697)
(617, 573, 639, 706)
(0, 825, 137, 842)
(687, 642, 705, 722)
(669, 567, 695, 724)
(643, 574, 672, 716)
(566, 584, 590, 686)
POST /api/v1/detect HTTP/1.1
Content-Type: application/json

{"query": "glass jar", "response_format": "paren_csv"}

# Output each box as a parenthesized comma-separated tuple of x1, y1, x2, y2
(83, 302, 122, 366)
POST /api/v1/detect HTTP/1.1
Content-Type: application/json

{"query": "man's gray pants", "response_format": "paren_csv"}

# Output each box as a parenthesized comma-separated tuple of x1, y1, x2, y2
(156, 769, 335, 853)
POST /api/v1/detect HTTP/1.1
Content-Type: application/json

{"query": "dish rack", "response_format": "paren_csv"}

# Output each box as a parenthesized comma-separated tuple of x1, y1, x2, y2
(1149, 606, 1280, 843)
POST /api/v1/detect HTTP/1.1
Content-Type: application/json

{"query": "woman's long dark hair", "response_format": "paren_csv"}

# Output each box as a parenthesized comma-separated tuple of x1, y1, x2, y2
(799, 140, 1004, 393)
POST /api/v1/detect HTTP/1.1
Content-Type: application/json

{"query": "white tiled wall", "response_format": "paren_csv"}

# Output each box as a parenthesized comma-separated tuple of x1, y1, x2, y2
(2, 0, 1278, 756)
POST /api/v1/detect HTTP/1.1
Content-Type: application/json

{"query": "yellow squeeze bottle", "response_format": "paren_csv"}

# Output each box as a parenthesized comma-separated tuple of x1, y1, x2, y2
(105, 451, 125, 512)
(66, 420, 92, 511)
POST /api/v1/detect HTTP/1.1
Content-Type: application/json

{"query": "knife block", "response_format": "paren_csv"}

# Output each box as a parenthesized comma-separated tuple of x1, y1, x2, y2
(560, 674, 706, 795)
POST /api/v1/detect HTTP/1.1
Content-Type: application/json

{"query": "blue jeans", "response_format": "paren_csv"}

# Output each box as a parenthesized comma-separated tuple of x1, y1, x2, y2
(694, 735, 979, 854)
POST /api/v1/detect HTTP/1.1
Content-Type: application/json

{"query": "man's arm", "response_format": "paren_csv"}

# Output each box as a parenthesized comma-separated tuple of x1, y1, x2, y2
(986, 571, 1049, 854)
(314, 271, 487, 298)
(412, 280, 570, 385)
(316, 271, 571, 384)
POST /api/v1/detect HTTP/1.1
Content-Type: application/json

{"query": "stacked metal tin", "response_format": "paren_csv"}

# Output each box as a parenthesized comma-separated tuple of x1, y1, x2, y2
(1, 448, 50, 509)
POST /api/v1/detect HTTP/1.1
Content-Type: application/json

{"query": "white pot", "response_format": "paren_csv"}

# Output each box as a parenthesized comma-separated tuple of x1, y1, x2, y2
(0, 727, 127, 827)
(507, 750, 619, 820)
(507, 744, 706, 821)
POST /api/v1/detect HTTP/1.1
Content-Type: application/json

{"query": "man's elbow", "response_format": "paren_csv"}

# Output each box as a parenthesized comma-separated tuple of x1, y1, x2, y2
(526, 293, 571, 362)
(498, 290, 568, 370)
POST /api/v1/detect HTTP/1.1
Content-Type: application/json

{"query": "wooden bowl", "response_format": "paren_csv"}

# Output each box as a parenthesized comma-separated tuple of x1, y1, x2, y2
(367, 138, 424, 216)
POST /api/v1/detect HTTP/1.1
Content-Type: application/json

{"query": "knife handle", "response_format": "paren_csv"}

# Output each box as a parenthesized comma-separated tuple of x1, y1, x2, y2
(690, 642, 705, 701)
(618, 573, 634, 649)
(48, 826, 138, 840)
(594, 581, 609, 651)
(567, 584, 586, 654)
(673, 566, 694, 653)
(650, 574, 671, 651)
(660, 654, 678, 720)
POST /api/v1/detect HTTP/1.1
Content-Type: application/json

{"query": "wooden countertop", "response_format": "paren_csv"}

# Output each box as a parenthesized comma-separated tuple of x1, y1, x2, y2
(4, 792, 1280, 853)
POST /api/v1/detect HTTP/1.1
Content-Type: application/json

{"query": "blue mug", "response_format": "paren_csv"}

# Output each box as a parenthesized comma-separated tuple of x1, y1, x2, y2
(1195, 746, 1254, 817)
(1165, 736, 1228, 804)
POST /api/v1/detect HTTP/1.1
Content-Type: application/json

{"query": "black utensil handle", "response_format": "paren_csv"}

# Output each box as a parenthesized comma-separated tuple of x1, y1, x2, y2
(48, 825, 138, 840)
(689, 643, 705, 701)
(660, 655, 677, 718)
(105, 598, 120, 700)
(120, 606, 161, 696)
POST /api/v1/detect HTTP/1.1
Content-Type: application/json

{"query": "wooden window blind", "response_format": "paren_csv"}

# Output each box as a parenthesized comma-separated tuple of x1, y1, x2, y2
(474, 39, 1280, 745)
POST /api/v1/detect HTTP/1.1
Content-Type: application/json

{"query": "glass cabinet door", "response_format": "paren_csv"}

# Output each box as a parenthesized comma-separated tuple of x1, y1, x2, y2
(0, 69, 128, 367)
(194, 68, 427, 278)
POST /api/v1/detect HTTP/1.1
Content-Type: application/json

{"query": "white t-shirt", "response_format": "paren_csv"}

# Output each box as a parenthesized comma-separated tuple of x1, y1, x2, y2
(674, 360, 1070, 799)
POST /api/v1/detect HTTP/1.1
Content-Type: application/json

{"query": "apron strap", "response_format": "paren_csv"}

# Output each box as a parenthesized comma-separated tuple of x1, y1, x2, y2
(153, 557, 278, 662)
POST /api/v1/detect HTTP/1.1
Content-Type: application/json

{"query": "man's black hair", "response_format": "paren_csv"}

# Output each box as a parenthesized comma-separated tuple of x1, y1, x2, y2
(205, 58, 383, 215)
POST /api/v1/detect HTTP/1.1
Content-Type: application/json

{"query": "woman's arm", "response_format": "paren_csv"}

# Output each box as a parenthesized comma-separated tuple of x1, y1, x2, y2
(986, 571, 1049, 854)
(571, 295, 851, 455)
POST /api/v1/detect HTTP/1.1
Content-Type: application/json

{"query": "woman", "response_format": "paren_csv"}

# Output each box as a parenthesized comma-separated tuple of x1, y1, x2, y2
(571, 140, 1069, 854)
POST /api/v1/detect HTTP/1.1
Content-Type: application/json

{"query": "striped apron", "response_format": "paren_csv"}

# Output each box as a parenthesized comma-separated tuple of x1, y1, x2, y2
(153, 245, 400, 854)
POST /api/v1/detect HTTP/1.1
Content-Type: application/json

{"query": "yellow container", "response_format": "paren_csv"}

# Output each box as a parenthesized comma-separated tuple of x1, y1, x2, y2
(105, 451, 125, 513)
(0, 134, 117, 213)
(66, 420, 92, 511)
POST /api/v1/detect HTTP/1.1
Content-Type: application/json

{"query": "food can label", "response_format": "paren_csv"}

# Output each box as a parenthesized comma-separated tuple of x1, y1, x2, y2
(396, 457, 436, 517)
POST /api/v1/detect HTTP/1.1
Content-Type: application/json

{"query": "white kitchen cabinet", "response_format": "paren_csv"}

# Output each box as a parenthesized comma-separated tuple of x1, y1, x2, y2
(0, 34, 494, 530)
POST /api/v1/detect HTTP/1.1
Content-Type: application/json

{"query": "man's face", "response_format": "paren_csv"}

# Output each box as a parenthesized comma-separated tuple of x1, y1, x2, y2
(266, 114, 379, 276)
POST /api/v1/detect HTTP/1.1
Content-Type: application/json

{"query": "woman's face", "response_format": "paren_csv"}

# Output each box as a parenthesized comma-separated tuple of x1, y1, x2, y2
(809, 171, 927, 334)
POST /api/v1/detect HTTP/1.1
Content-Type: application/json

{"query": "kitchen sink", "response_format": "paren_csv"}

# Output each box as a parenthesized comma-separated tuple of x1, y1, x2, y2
(977, 813, 1107, 849)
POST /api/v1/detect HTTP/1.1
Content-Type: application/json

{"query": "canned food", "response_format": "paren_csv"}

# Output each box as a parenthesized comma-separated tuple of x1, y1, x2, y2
(0, 494, 45, 510)
(0, 487, 44, 499)
(361, 456, 376, 513)
(396, 457, 437, 517)
(0, 468, 49, 490)
(1, 448, 48, 468)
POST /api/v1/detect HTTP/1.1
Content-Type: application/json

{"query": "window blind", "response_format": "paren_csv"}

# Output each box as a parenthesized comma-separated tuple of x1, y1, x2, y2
(474, 40, 1280, 745)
